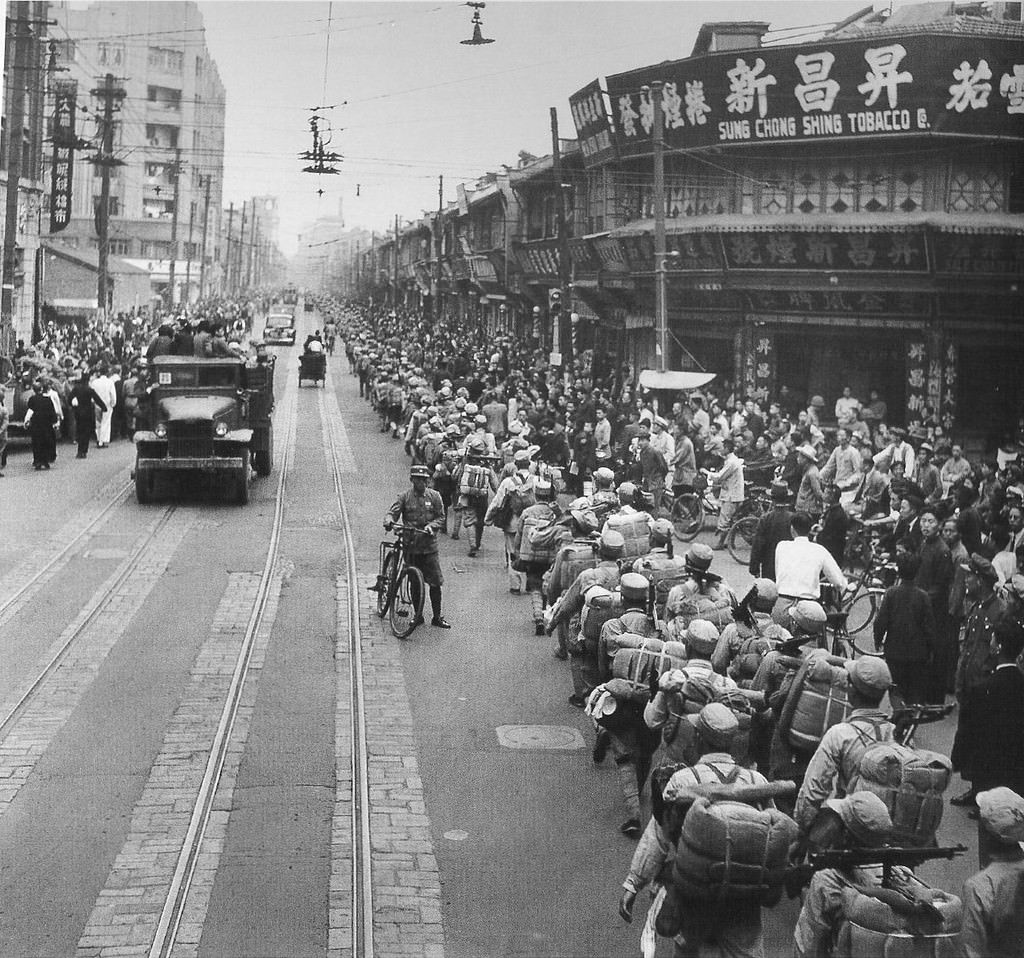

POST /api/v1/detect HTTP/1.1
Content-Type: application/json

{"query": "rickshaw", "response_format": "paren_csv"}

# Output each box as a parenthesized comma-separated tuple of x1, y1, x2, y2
(298, 350, 327, 387)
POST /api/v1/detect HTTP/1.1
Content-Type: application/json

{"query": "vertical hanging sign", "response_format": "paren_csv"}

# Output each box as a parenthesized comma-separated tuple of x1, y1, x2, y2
(50, 79, 78, 233)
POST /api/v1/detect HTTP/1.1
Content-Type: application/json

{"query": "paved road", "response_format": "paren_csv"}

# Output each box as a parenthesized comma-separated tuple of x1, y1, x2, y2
(0, 311, 981, 958)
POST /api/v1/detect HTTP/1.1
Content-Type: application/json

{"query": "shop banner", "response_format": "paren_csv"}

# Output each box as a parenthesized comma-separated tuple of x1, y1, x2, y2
(50, 79, 78, 233)
(569, 79, 618, 167)
(931, 233, 1024, 275)
(607, 34, 1024, 156)
(722, 229, 929, 272)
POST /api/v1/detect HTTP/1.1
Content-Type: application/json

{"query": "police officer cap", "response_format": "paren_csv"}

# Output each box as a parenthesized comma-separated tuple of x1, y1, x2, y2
(789, 599, 827, 633)
(650, 518, 674, 545)
(619, 573, 649, 602)
(845, 656, 892, 697)
(617, 482, 637, 499)
(685, 620, 719, 657)
(594, 466, 615, 484)
(409, 465, 431, 480)
(598, 529, 626, 559)
(753, 578, 779, 609)
(824, 792, 892, 846)
(962, 552, 998, 585)
(438, 386, 452, 398)
(684, 702, 739, 748)
(976, 787, 1024, 844)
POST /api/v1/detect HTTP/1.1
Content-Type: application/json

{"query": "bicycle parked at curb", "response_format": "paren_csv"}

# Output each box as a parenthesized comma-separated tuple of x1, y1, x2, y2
(370, 522, 426, 639)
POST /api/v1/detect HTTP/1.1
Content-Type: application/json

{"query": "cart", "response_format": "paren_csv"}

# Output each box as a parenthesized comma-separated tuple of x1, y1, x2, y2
(298, 352, 327, 388)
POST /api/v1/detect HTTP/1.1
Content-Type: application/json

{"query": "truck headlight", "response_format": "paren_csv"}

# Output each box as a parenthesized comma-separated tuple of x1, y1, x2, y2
(154, 422, 167, 438)
(214, 421, 228, 437)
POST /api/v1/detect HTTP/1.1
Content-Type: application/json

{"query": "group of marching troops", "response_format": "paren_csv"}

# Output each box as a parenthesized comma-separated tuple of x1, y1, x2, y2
(341, 315, 1021, 958)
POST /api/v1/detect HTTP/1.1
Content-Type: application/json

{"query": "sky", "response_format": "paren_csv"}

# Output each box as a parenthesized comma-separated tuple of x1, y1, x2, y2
(195, 0, 900, 256)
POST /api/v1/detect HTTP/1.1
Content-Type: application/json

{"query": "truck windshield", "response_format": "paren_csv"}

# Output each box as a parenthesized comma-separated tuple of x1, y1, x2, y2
(155, 365, 239, 389)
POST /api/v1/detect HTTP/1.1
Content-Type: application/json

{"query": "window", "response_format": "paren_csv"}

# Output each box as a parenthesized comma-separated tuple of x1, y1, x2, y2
(52, 39, 76, 65)
(147, 86, 181, 111)
(141, 241, 172, 258)
(108, 238, 131, 256)
(143, 198, 175, 220)
(145, 124, 179, 149)
(97, 41, 124, 67)
(148, 47, 184, 73)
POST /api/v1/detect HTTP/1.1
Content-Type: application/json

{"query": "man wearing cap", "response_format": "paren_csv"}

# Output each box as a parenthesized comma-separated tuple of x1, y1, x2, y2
(914, 443, 943, 504)
(712, 579, 785, 682)
(960, 786, 1024, 956)
(512, 479, 559, 634)
(588, 467, 619, 522)
(486, 450, 537, 590)
(620, 703, 770, 956)
(794, 443, 824, 520)
(773, 512, 850, 620)
(650, 415, 675, 464)
(794, 656, 895, 833)
(954, 554, 1007, 704)
(632, 518, 687, 612)
(794, 792, 903, 958)
(748, 481, 794, 580)
(595, 572, 663, 837)
(707, 438, 746, 550)
(594, 407, 612, 466)
(454, 438, 501, 558)
(952, 618, 1024, 841)
(384, 466, 451, 629)
(547, 529, 625, 707)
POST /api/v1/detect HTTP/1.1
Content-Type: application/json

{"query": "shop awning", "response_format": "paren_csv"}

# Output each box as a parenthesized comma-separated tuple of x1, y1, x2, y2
(611, 212, 1024, 237)
(638, 369, 717, 391)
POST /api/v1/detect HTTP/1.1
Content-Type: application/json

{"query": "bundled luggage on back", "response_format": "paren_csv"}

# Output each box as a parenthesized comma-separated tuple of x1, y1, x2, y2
(850, 743, 953, 848)
(459, 462, 491, 495)
(604, 512, 653, 559)
(554, 540, 598, 592)
(778, 650, 852, 753)
(671, 797, 798, 905)
(580, 586, 623, 642)
(611, 642, 687, 685)
(837, 878, 962, 958)
(517, 515, 566, 568)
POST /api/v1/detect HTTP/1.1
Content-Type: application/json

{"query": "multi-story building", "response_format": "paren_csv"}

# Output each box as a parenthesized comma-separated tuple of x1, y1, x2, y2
(347, 2, 1024, 451)
(46, 0, 226, 305)
(1, 0, 49, 351)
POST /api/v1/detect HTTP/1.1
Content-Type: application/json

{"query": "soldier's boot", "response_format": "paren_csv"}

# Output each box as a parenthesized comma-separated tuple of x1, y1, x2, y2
(530, 591, 545, 635)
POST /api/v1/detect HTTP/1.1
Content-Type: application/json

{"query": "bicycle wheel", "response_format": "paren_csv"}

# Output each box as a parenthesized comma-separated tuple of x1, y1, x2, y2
(390, 566, 425, 639)
(844, 589, 879, 636)
(672, 493, 704, 541)
(726, 516, 758, 566)
(376, 551, 398, 617)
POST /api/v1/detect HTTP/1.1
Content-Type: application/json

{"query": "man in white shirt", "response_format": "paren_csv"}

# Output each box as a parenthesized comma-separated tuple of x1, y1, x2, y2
(690, 393, 710, 436)
(773, 511, 849, 621)
(709, 438, 745, 550)
(820, 428, 863, 506)
(834, 386, 861, 427)
(91, 364, 117, 448)
(649, 415, 675, 463)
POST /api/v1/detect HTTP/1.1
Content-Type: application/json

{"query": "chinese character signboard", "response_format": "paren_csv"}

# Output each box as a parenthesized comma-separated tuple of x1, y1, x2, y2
(569, 80, 618, 168)
(905, 341, 927, 431)
(932, 234, 1024, 275)
(606, 35, 1024, 155)
(50, 80, 78, 233)
(722, 230, 928, 272)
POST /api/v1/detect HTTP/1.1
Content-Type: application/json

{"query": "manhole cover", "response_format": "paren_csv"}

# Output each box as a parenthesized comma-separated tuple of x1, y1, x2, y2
(495, 725, 585, 751)
(82, 548, 130, 560)
(443, 829, 469, 841)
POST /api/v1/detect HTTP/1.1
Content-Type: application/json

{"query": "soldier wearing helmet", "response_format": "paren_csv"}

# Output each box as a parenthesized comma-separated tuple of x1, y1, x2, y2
(383, 464, 451, 629)
(453, 435, 500, 558)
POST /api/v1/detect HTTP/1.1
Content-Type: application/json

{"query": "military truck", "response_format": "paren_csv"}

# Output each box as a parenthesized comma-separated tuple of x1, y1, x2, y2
(132, 354, 275, 504)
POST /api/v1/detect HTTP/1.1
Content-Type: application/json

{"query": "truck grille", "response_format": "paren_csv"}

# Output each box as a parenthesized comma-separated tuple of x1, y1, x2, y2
(168, 422, 214, 458)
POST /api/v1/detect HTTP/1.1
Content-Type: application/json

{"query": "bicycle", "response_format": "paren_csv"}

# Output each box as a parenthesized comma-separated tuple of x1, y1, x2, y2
(369, 522, 426, 638)
(724, 486, 774, 565)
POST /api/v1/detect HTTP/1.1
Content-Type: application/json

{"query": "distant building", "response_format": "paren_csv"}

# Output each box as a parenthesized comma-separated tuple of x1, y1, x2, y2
(45, 1, 226, 306)
(40, 242, 152, 322)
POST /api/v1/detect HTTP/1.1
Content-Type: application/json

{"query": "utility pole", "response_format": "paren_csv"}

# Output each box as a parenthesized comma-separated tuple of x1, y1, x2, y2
(236, 200, 248, 293)
(91, 73, 126, 324)
(2, 3, 32, 352)
(167, 146, 181, 308)
(247, 200, 256, 289)
(199, 174, 211, 300)
(184, 195, 195, 304)
(550, 106, 571, 369)
(393, 213, 399, 309)
(433, 174, 443, 324)
(225, 201, 234, 294)
(650, 81, 669, 374)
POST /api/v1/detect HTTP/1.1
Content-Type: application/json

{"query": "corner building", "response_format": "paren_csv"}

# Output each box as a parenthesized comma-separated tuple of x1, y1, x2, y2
(569, 10, 1024, 454)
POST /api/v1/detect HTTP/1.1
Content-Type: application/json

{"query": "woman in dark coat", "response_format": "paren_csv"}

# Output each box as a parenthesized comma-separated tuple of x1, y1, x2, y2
(69, 371, 107, 459)
(23, 380, 58, 470)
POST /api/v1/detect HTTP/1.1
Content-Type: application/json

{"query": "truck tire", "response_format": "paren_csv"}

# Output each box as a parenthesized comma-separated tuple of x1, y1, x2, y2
(253, 428, 273, 477)
(136, 467, 155, 504)
(235, 467, 250, 505)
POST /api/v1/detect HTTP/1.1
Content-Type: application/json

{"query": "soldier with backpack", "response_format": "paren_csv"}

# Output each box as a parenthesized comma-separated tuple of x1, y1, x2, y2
(511, 479, 560, 635)
(793, 657, 895, 833)
(619, 703, 775, 957)
(453, 437, 500, 558)
(486, 448, 538, 592)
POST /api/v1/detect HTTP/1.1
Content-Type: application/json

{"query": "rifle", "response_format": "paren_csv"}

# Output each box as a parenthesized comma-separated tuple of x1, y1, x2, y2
(802, 844, 967, 890)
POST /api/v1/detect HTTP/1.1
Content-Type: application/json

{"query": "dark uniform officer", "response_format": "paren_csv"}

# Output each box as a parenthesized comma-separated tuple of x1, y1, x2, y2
(384, 465, 451, 628)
